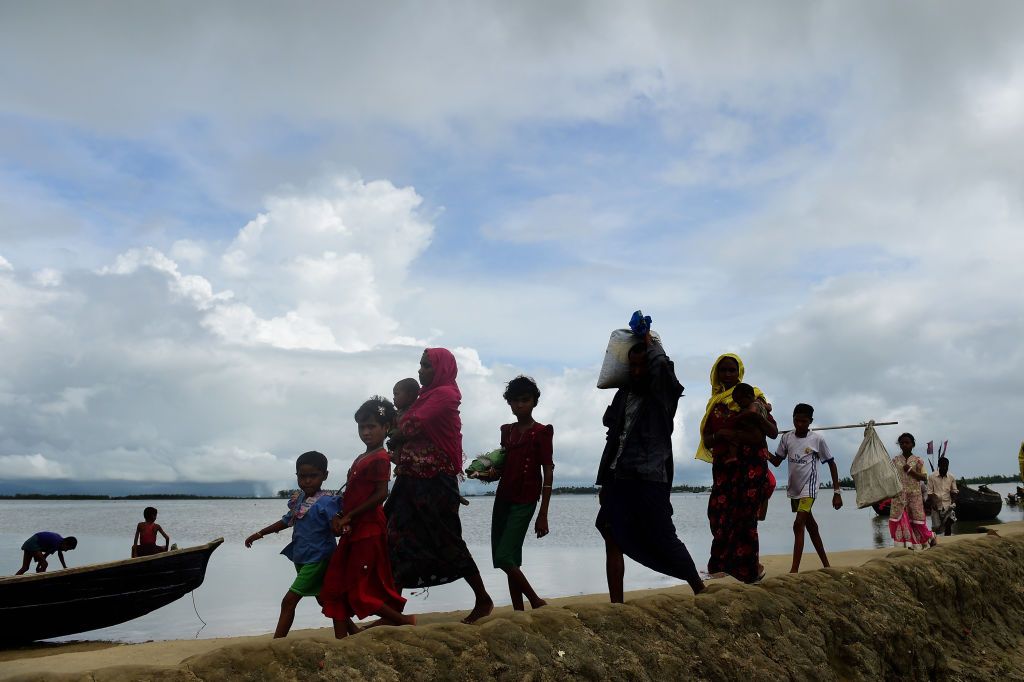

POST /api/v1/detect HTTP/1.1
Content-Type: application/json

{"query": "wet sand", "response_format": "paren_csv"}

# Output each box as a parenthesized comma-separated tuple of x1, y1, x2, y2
(3, 522, 1023, 681)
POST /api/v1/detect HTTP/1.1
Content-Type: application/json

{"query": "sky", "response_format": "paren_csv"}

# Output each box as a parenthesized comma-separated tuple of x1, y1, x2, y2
(1, 2, 1023, 494)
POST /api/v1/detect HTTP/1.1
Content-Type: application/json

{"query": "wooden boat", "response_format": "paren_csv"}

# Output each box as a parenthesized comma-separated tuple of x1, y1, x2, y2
(955, 484, 1002, 522)
(0, 537, 222, 643)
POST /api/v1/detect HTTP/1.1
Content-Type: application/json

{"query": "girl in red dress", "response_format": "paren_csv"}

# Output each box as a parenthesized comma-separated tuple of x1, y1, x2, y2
(320, 397, 414, 637)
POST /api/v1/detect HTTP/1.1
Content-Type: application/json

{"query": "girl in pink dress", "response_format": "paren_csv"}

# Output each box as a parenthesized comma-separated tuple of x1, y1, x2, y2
(888, 433, 936, 549)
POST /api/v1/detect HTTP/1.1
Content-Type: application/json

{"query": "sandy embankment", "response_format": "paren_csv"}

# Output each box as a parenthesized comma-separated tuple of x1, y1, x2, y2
(3, 523, 1024, 681)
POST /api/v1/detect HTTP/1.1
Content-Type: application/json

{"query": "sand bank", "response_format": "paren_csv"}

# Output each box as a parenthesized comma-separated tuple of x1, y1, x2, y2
(3, 522, 1024, 681)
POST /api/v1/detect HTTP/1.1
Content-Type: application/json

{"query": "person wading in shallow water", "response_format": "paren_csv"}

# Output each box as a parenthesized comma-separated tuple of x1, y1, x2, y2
(595, 332, 705, 601)
(385, 348, 494, 624)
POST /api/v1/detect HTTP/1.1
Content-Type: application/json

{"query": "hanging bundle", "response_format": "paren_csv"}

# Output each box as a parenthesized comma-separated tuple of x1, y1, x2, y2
(850, 421, 902, 508)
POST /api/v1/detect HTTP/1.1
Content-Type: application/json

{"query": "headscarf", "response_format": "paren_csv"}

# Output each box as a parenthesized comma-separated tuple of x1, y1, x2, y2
(400, 347, 464, 472)
(694, 353, 767, 463)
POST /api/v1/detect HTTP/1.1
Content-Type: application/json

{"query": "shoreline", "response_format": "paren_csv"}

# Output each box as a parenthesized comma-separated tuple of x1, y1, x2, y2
(3, 521, 1022, 680)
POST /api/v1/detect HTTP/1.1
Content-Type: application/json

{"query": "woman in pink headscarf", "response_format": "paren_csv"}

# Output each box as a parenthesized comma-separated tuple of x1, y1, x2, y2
(385, 348, 494, 623)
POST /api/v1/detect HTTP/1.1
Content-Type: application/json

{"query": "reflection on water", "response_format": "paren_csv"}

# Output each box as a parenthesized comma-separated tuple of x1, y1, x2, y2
(871, 515, 887, 549)
(1, 482, 1021, 643)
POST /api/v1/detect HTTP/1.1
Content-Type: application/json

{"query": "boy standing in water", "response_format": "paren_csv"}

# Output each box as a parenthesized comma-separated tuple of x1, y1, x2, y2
(245, 451, 340, 638)
(770, 403, 843, 573)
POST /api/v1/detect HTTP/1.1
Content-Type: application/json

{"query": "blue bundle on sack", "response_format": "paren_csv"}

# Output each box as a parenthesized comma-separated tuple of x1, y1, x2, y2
(629, 310, 652, 337)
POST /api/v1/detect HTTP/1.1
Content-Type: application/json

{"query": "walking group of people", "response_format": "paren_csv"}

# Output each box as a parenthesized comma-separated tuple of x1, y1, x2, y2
(239, 331, 858, 640)
(244, 347, 551, 637)
(12, 327, 965, 639)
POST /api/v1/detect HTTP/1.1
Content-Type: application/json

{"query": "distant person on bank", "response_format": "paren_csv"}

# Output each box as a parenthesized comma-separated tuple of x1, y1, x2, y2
(595, 330, 705, 601)
(926, 456, 958, 536)
(16, 532, 77, 575)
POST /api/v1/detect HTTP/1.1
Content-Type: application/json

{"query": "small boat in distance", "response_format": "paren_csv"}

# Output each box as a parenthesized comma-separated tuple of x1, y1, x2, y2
(0, 537, 222, 644)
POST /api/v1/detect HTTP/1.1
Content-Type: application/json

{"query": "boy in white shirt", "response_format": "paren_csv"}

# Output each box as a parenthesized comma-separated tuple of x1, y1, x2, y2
(770, 403, 843, 573)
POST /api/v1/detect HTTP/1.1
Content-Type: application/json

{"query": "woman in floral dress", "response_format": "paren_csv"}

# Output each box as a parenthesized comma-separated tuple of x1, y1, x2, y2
(888, 432, 936, 549)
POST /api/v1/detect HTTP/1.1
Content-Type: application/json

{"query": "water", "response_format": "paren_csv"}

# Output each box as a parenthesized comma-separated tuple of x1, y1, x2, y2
(2, 483, 1021, 643)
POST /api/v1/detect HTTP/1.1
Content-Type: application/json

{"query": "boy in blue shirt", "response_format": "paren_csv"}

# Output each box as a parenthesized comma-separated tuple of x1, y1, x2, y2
(17, 532, 77, 574)
(246, 451, 341, 638)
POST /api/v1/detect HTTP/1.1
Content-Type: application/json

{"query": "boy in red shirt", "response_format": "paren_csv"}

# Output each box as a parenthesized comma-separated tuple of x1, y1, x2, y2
(481, 376, 554, 610)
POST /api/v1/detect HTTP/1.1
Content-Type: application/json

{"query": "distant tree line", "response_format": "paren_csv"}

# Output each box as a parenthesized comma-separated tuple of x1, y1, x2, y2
(959, 474, 1021, 484)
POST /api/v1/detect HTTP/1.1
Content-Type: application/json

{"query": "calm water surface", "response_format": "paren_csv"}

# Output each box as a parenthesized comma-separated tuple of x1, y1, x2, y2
(2, 483, 1021, 643)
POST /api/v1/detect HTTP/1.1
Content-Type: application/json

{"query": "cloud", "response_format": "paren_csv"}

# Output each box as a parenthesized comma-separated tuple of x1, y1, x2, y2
(2, 2, 1024, 488)
(481, 194, 626, 243)
(0, 454, 70, 479)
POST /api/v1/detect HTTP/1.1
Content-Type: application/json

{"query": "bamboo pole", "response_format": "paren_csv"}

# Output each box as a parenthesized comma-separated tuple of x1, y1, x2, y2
(780, 420, 899, 434)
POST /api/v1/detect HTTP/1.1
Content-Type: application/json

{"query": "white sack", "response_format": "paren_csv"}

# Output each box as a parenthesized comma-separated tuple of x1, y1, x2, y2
(850, 423, 902, 508)
(597, 329, 660, 389)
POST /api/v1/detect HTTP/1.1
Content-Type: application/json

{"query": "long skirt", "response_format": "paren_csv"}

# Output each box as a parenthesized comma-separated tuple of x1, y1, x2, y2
(889, 510, 934, 549)
(707, 455, 772, 583)
(595, 479, 702, 586)
(384, 474, 479, 588)
(320, 532, 405, 620)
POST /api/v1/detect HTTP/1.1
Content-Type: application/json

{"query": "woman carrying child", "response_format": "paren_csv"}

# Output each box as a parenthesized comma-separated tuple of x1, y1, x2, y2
(697, 353, 778, 583)
(888, 433, 936, 549)
(385, 348, 494, 623)
(320, 397, 413, 637)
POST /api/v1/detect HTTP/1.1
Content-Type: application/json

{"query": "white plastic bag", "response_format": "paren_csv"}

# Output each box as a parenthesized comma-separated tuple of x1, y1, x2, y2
(850, 423, 902, 508)
(596, 329, 660, 389)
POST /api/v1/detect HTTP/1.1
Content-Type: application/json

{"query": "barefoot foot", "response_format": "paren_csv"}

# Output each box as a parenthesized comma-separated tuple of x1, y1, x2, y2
(461, 598, 494, 624)
(530, 599, 548, 609)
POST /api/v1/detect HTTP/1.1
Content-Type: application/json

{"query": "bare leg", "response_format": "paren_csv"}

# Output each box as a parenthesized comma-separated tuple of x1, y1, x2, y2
(16, 551, 34, 575)
(460, 573, 494, 624)
(791, 512, 808, 573)
(805, 513, 830, 568)
(332, 617, 356, 639)
(506, 572, 525, 611)
(376, 604, 416, 626)
(274, 591, 302, 638)
(501, 567, 546, 610)
(604, 536, 625, 603)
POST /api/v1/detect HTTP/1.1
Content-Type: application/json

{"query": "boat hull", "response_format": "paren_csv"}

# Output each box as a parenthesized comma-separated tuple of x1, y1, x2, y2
(955, 484, 1002, 522)
(0, 538, 222, 643)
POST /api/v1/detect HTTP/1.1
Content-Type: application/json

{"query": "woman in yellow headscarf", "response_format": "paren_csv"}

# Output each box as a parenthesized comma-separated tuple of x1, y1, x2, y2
(698, 353, 778, 583)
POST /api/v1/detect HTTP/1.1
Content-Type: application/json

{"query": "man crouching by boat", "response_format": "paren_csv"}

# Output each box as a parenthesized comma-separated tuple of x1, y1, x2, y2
(16, 532, 77, 574)
(927, 456, 958, 536)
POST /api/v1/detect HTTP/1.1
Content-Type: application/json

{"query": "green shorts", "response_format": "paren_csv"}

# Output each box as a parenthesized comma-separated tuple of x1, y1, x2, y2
(289, 559, 330, 597)
(790, 497, 815, 513)
(491, 499, 537, 569)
